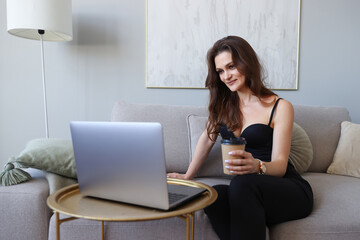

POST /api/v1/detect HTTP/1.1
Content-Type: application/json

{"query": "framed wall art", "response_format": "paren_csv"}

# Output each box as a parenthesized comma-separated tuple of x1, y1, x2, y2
(146, 0, 301, 90)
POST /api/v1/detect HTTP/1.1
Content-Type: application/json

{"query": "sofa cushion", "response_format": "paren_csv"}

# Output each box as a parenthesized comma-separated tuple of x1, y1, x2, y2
(9, 138, 77, 179)
(293, 105, 350, 172)
(187, 115, 229, 178)
(327, 121, 360, 178)
(187, 115, 313, 175)
(110, 101, 208, 173)
(45, 172, 78, 194)
(289, 122, 313, 174)
(270, 172, 360, 240)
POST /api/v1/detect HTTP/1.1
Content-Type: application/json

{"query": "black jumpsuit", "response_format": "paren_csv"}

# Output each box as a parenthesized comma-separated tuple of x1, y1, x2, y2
(204, 99, 313, 240)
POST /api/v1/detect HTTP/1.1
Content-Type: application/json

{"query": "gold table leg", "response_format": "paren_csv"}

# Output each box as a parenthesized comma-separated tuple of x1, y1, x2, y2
(54, 211, 78, 240)
(101, 221, 104, 240)
(191, 212, 195, 240)
(178, 212, 195, 240)
(56, 212, 60, 240)
(186, 214, 190, 240)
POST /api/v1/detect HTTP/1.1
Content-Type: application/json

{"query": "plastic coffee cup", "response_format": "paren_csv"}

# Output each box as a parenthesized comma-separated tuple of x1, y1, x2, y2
(221, 137, 246, 174)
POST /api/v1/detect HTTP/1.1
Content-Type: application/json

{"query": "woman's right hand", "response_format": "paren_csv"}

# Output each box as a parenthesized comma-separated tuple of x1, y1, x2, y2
(167, 172, 188, 179)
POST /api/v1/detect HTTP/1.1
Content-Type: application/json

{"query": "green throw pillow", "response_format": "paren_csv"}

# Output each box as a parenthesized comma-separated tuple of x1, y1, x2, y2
(289, 122, 313, 174)
(13, 138, 76, 179)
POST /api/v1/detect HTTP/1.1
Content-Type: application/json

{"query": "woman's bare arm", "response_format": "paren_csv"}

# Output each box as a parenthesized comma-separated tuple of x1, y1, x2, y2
(167, 129, 215, 179)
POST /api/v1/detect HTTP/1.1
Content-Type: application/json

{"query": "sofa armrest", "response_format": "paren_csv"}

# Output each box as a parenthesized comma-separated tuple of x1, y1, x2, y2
(0, 176, 52, 240)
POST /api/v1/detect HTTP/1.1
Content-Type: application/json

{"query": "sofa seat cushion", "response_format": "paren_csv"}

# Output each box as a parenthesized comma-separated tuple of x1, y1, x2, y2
(270, 172, 360, 240)
(194, 177, 232, 187)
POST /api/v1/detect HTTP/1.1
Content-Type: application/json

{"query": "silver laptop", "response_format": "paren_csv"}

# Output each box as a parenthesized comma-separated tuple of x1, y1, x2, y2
(70, 121, 205, 210)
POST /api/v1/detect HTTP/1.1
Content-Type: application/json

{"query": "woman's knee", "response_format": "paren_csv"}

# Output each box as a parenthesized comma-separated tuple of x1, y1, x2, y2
(204, 184, 228, 215)
(228, 175, 262, 202)
(229, 175, 259, 192)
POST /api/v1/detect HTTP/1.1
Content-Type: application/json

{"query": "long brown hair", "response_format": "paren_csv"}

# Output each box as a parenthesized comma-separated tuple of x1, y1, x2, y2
(205, 36, 276, 141)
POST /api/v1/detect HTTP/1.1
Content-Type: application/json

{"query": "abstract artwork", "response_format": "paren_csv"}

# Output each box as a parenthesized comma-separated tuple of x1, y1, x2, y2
(147, 0, 301, 89)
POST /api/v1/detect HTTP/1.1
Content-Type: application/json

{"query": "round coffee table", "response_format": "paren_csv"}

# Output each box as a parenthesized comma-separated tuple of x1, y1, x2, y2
(47, 178, 217, 240)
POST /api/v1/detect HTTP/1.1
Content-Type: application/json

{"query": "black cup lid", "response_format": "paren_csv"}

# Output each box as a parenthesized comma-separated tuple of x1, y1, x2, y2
(221, 137, 246, 145)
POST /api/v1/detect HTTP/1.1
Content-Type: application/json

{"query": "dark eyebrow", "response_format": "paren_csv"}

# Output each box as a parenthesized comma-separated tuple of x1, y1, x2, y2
(216, 61, 234, 71)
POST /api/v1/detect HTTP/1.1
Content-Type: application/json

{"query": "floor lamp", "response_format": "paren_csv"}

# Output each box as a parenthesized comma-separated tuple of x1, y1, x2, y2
(6, 0, 73, 138)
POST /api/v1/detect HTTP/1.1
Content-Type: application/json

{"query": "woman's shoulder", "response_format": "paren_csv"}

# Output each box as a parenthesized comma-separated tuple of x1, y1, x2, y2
(274, 98, 294, 124)
(277, 98, 293, 111)
(256, 94, 293, 115)
(259, 95, 287, 106)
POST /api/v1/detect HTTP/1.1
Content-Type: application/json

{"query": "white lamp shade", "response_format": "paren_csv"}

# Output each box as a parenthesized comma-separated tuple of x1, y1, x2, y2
(6, 0, 73, 42)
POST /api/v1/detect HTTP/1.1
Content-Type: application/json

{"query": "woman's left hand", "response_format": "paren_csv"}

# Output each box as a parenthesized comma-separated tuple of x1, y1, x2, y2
(167, 172, 188, 179)
(225, 150, 259, 175)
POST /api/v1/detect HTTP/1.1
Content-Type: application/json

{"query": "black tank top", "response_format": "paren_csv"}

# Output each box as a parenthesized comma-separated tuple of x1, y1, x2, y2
(220, 98, 281, 162)
(219, 98, 303, 179)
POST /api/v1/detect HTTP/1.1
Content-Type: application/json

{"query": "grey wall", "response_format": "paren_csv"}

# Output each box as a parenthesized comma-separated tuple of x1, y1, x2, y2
(1, 0, 359, 167)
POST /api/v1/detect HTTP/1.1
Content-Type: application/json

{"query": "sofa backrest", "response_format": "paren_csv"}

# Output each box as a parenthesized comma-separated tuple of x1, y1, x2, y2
(293, 105, 350, 172)
(111, 101, 350, 174)
(111, 101, 207, 173)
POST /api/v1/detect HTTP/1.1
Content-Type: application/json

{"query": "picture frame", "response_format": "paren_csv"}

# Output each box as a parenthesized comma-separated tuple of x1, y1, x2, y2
(146, 0, 301, 90)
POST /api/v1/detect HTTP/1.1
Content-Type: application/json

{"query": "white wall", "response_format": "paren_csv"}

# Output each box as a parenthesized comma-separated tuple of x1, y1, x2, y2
(1, 0, 359, 167)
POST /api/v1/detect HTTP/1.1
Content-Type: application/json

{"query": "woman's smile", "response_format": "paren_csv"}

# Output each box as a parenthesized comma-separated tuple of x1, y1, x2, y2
(226, 79, 237, 86)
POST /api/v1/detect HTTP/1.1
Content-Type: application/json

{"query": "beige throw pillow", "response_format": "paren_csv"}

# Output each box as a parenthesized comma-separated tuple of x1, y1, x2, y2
(327, 121, 360, 178)
(187, 115, 313, 176)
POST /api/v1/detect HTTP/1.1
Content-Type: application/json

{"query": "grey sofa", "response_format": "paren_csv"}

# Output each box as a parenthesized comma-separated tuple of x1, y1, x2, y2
(1, 101, 360, 240)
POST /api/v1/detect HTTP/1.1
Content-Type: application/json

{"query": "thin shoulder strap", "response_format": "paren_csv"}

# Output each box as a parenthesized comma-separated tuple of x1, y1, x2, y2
(268, 98, 282, 126)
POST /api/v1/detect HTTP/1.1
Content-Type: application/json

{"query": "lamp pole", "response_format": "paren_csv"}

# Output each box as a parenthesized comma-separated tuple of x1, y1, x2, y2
(38, 29, 49, 138)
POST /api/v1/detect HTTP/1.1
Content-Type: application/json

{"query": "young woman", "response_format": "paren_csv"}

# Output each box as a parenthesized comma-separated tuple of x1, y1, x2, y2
(168, 36, 313, 240)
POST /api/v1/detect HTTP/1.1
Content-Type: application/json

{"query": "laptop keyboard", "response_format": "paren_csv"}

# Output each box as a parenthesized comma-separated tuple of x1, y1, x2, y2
(168, 192, 187, 204)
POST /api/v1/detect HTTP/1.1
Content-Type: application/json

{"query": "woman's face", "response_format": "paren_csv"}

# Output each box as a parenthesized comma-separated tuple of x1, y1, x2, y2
(214, 51, 246, 92)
